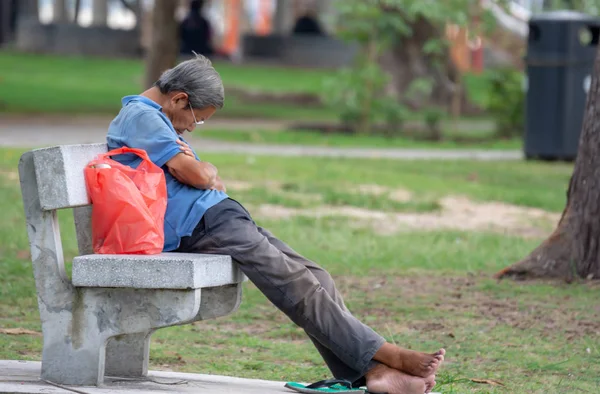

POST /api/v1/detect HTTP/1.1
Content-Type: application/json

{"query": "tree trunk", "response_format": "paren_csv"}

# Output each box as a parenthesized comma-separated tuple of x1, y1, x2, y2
(144, 0, 179, 89)
(91, 0, 108, 27)
(19, 0, 38, 18)
(380, 16, 480, 116)
(74, 0, 82, 24)
(496, 46, 600, 282)
(53, 0, 69, 23)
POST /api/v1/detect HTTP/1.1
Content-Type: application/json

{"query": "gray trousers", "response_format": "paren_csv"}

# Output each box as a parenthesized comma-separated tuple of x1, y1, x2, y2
(176, 198, 386, 384)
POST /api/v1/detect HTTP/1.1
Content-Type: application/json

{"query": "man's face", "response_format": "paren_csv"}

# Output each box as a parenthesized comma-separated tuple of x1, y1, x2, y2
(166, 93, 217, 135)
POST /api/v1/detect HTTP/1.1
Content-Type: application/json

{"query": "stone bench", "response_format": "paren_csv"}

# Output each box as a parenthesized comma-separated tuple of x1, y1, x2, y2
(18, 143, 245, 386)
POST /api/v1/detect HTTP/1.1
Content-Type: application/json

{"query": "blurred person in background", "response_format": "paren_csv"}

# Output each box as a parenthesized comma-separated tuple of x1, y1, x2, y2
(180, 0, 214, 57)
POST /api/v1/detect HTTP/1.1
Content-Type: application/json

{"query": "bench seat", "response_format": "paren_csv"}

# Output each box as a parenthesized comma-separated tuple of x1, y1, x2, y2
(72, 253, 244, 289)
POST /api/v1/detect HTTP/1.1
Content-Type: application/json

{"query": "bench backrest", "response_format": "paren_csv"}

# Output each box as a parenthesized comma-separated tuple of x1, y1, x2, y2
(19, 144, 107, 309)
(31, 144, 107, 211)
(29, 144, 108, 255)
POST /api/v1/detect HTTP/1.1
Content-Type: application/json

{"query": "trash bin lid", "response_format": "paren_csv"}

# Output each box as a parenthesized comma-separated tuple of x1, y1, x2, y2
(530, 10, 599, 23)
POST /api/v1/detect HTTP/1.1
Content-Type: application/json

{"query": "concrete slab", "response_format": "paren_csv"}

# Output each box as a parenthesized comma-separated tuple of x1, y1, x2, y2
(0, 360, 442, 394)
(0, 360, 292, 394)
(72, 253, 243, 289)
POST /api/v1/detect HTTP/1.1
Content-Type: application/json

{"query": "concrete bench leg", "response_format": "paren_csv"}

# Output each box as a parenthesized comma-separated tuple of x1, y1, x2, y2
(41, 335, 107, 386)
(105, 331, 153, 378)
(193, 284, 243, 321)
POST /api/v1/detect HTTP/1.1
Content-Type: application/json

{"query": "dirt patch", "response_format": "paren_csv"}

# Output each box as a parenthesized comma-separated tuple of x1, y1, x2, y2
(226, 180, 254, 191)
(335, 274, 600, 340)
(0, 170, 19, 181)
(251, 195, 559, 238)
(389, 189, 413, 203)
(226, 179, 285, 192)
(186, 274, 598, 349)
(357, 184, 413, 203)
(228, 87, 322, 107)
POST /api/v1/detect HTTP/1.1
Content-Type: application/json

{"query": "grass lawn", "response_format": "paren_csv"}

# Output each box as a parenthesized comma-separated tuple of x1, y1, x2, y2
(199, 153, 572, 213)
(197, 128, 522, 150)
(1, 147, 596, 393)
(0, 51, 497, 127)
(0, 51, 336, 120)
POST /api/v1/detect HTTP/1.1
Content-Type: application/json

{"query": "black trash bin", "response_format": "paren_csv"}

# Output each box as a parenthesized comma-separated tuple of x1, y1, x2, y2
(524, 10, 600, 161)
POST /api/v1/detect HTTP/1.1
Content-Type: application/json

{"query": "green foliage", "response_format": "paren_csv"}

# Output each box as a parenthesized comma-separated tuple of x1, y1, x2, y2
(422, 107, 447, 140)
(320, 1, 408, 134)
(323, 0, 488, 135)
(544, 0, 600, 13)
(485, 68, 525, 138)
(321, 63, 404, 132)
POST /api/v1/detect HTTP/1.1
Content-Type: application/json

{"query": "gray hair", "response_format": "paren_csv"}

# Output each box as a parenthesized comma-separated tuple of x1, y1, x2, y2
(155, 54, 224, 109)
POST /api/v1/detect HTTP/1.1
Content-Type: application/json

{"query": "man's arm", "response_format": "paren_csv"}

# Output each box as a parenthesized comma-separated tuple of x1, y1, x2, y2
(116, 111, 224, 190)
(166, 140, 226, 191)
(166, 153, 219, 189)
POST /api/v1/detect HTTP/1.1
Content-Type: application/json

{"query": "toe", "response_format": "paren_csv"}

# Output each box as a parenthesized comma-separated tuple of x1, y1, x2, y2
(426, 380, 436, 393)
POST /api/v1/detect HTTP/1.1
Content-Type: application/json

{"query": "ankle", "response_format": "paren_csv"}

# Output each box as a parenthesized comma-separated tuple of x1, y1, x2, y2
(373, 343, 402, 370)
(364, 363, 388, 383)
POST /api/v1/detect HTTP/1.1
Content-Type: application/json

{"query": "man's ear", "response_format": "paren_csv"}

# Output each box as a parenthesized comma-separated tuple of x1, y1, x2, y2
(172, 92, 189, 108)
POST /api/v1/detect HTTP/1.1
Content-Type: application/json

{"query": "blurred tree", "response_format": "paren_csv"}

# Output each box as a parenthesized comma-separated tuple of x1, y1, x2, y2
(53, 0, 69, 23)
(90, 0, 108, 26)
(74, 0, 82, 23)
(19, 0, 38, 18)
(497, 45, 600, 282)
(118, 0, 143, 24)
(144, 0, 179, 88)
(323, 0, 487, 135)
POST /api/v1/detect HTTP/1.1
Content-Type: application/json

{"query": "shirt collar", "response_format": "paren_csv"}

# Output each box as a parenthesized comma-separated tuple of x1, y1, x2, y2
(122, 95, 162, 111)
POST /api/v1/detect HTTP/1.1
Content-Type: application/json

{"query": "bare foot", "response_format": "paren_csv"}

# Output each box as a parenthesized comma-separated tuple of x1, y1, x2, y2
(424, 374, 436, 393)
(374, 344, 445, 378)
(396, 348, 444, 378)
(366, 364, 432, 394)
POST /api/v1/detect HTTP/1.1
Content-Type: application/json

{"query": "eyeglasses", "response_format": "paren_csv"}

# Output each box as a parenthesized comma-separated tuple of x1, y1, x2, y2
(189, 103, 204, 125)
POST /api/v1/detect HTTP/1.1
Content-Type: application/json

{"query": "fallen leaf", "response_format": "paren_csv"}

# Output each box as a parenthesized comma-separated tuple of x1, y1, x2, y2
(470, 378, 505, 386)
(16, 250, 30, 259)
(0, 328, 42, 336)
(467, 172, 479, 182)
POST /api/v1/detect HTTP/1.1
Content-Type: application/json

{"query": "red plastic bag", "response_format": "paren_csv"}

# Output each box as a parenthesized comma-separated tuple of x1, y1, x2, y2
(84, 147, 167, 255)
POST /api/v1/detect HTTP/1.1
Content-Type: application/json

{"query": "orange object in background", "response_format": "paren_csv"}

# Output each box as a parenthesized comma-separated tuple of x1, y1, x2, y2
(255, 0, 272, 35)
(447, 24, 470, 73)
(447, 24, 484, 74)
(221, 0, 242, 56)
(470, 36, 484, 74)
(84, 147, 167, 255)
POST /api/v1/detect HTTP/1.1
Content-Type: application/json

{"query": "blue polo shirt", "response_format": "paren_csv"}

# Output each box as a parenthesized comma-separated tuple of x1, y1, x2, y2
(107, 95, 228, 251)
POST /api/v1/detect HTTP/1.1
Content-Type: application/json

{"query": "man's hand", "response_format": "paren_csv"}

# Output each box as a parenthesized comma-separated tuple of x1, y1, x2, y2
(166, 140, 217, 189)
(167, 140, 224, 191)
(177, 139, 195, 158)
(175, 139, 217, 172)
(211, 176, 227, 192)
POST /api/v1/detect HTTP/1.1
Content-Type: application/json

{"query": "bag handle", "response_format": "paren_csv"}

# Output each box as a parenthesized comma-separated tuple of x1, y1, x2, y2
(102, 147, 152, 163)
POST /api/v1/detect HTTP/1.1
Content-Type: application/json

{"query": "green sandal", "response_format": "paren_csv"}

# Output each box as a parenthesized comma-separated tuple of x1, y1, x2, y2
(284, 379, 386, 394)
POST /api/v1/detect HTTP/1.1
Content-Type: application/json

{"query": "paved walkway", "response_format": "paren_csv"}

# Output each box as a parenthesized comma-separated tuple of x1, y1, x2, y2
(1, 360, 292, 394)
(0, 118, 522, 161)
(1, 360, 442, 394)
